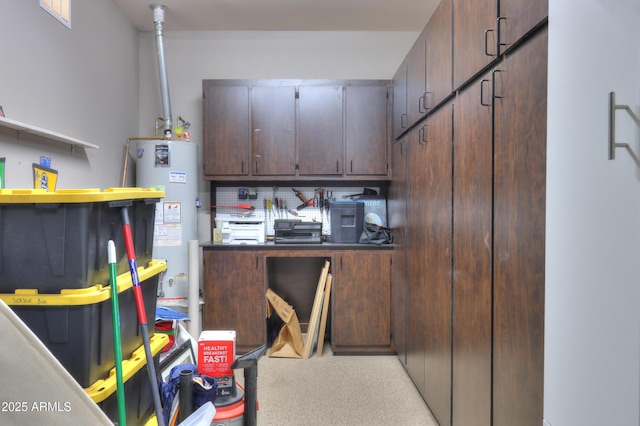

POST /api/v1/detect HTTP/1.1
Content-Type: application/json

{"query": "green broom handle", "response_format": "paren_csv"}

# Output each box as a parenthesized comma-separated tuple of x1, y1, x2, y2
(108, 240, 126, 426)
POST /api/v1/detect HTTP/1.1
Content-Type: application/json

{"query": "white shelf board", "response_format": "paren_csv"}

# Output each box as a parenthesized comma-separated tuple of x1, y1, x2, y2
(0, 116, 99, 149)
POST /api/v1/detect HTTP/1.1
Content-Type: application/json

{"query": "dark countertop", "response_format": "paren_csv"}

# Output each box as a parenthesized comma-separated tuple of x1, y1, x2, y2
(200, 241, 393, 251)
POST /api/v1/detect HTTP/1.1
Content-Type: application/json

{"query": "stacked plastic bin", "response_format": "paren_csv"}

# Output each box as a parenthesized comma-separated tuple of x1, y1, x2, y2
(0, 188, 168, 426)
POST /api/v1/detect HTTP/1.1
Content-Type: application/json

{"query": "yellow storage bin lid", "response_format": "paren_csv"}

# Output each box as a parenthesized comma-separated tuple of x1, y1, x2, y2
(0, 260, 167, 306)
(84, 333, 169, 403)
(0, 187, 164, 203)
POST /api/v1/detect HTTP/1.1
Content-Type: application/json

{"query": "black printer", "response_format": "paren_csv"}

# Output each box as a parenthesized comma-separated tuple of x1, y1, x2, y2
(274, 219, 323, 244)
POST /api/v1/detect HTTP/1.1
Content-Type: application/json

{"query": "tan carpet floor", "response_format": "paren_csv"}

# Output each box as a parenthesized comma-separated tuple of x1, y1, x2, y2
(236, 344, 439, 425)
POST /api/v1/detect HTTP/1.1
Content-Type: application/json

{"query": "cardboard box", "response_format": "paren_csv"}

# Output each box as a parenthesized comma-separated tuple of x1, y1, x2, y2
(197, 330, 236, 378)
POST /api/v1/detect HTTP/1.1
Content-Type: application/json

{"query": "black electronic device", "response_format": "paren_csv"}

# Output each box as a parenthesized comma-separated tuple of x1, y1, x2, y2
(274, 219, 322, 244)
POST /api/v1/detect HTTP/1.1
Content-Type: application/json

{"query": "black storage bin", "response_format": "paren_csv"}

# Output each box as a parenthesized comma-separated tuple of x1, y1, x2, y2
(0, 188, 163, 293)
(1, 260, 166, 387)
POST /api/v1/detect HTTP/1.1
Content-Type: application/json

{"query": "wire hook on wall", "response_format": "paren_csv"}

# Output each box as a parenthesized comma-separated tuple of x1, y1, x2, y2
(609, 91, 640, 167)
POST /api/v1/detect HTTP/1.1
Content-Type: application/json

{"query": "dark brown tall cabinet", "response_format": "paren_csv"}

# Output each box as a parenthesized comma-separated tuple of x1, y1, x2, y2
(491, 29, 546, 426)
(419, 105, 453, 426)
(389, 139, 407, 364)
(405, 126, 426, 397)
(452, 69, 494, 426)
(391, 0, 547, 424)
(454, 28, 547, 426)
(405, 104, 453, 421)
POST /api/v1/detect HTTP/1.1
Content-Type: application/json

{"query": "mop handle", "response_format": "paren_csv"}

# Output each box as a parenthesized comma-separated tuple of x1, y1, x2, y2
(120, 206, 165, 426)
(108, 240, 127, 426)
(120, 207, 147, 324)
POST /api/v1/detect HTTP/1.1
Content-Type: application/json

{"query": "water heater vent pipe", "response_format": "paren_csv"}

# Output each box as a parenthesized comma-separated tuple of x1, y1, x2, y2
(150, 4, 172, 137)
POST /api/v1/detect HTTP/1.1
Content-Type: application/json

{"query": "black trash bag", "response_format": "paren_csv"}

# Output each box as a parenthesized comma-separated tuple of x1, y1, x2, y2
(161, 364, 218, 426)
(359, 221, 393, 245)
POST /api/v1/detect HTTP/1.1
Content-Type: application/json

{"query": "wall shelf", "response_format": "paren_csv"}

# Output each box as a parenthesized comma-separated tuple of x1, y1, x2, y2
(0, 116, 99, 151)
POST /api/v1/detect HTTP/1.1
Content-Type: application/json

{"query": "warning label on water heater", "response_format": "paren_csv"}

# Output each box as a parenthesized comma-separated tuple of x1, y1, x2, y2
(168, 171, 187, 184)
(153, 202, 183, 246)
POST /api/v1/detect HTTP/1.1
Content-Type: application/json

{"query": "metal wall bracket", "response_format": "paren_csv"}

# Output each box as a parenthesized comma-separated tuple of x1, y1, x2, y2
(609, 91, 640, 167)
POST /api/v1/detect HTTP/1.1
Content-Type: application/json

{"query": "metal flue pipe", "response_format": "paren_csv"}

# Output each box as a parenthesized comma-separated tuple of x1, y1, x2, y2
(150, 4, 172, 137)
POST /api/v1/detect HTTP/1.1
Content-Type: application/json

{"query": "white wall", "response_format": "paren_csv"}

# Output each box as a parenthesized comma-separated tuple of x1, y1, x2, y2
(0, 0, 139, 189)
(136, 30, 417, 242)
(545, 0, 640, 424)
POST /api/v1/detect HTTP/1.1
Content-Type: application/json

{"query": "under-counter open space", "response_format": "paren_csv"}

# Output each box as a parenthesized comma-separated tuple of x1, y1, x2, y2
(267, 256, 330, 331)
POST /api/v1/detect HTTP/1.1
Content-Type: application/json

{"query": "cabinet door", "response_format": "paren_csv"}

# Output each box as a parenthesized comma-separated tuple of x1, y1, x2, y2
(452, 72, 493, 426)
(251, 86, 296, 175)
(405, 126, 427, 396)
(345, 84, 389, 176)
(298, 85, 343, 175)
(425, 0, 453, 110)
(498, 0, 548, 55)
(453, 0, 497, 90)
(406, 27, 427, 127)
(332, 251, 392, 353)
(392, 59, 408, 139)
(389, 139, 408, 364)
(420, 105, 453, 426)
(203, 83, 250, 176)
(203, 250, 265, 353)
(492, 28, 546, 426)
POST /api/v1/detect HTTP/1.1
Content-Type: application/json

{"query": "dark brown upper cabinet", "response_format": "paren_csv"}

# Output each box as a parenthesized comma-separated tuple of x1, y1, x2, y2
(298, 85, 343, 176)
(203, 83, 250, 176)
(453, 0, 548, 91)
(498, 0, 548, 55)
(203, 79, 390, 181)
(251, 85, 297, 176)
(453, 0, 497, 91)
(424, 0, 453, 111)
(345, 83, 389, 176)
(392, 59, 408, 140)
(406, 27, 427, 128)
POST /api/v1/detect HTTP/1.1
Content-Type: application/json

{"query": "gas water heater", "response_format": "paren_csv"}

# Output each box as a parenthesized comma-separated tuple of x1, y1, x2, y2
(134, 140, 198, 299)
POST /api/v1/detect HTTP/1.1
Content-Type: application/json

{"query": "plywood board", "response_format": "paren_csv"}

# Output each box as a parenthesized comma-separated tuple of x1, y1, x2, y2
(316, 273, 333, 358)
(302, 260, 330, 359)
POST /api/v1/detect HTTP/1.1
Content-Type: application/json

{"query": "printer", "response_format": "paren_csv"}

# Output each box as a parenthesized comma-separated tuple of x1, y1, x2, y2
(217, 214, 265, 245)
(274, 219, 323, 244)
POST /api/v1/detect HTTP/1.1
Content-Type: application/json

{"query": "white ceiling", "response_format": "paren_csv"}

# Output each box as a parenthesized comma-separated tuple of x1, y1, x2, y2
(110, 0, 440, 32)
